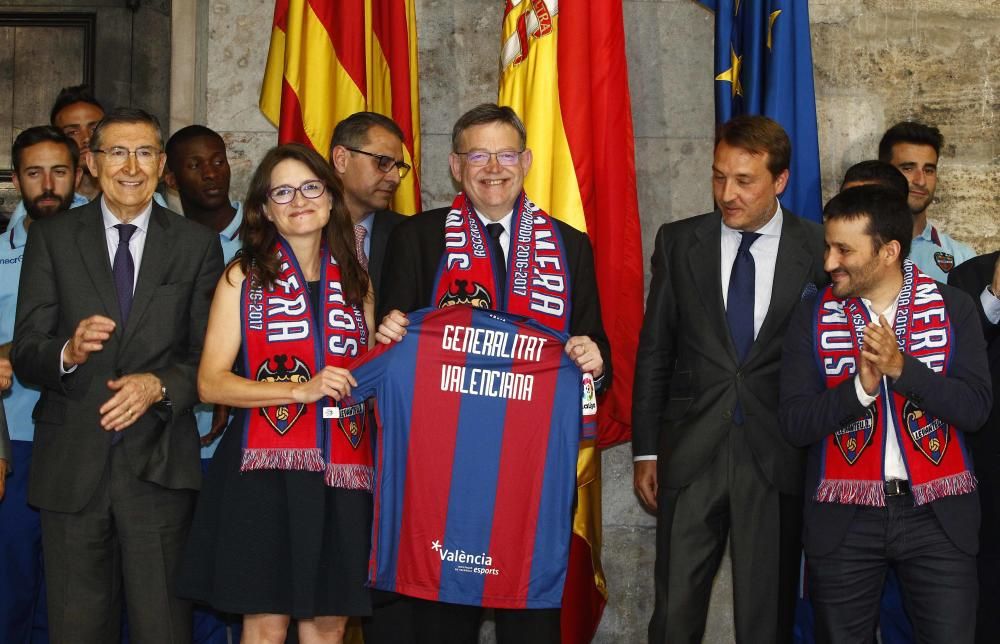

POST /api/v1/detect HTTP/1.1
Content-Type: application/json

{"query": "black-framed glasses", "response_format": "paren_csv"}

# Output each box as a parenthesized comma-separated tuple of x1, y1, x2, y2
(267, 180, 327, 205)
(92, 146, 161, 166)
(454, 149, 523, 167)
(345, 147, 411, 178)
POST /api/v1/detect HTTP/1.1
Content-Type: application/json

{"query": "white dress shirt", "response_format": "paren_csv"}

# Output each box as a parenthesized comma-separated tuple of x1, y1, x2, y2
(61, 198, 154, 374)
(475, 210, 513, 260)
(720, 204, 784, 339)
(852, 296, 908, 481)
(980, 286, 1000, 325)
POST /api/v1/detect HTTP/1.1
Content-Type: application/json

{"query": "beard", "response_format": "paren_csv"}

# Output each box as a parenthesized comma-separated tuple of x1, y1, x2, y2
(25, 190, 74, 220)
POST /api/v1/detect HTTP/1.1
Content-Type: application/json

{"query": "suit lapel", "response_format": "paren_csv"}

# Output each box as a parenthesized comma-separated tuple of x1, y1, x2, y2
(687, 213, 739, 363)
(77, 204, 124, 332)
(368, 210, 391, 294)
(751, 212, 814, 356)
(121, 206, 174, 348)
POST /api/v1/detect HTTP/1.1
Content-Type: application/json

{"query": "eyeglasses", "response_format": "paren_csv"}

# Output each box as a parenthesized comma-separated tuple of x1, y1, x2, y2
(267, 180, 327, 205)
(92, 146, 161, 166)
(345, 147, 411, 178)
(454, 150, 523, 167)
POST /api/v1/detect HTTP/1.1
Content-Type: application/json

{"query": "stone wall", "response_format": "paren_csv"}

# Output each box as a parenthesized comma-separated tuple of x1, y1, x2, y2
(202, 1, 999, 641)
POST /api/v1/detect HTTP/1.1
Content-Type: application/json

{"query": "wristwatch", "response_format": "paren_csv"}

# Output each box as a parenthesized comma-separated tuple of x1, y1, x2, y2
(160, 384, 172, 406)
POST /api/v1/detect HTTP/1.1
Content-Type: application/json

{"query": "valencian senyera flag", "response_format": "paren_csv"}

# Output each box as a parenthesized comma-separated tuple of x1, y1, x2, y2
(260, 0, 422, 214)
(700, 0, 822, 221)
(499, 0, 645, 641)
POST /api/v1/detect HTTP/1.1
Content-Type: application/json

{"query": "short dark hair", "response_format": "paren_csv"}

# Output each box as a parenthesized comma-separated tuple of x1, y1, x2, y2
(165, 124, 225, 173)
(823, 184, 912, 261)
(12, 125, 79, 172)
(50, 84, 104, 125)
(878, 121, 943, 162)
(90, 107, 163, 152)
(331, 112, 405, 152)
(452, 103, 526, 152)
(840, 160, 908, 197)
(715, 115, 791, 177)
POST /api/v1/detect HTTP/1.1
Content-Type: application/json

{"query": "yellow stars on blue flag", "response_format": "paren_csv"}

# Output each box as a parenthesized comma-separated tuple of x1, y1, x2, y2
(715, 45, 743, 98)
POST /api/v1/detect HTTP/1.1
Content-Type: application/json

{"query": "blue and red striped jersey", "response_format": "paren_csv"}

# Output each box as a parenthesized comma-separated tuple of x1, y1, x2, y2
(346, 305, 594, 609)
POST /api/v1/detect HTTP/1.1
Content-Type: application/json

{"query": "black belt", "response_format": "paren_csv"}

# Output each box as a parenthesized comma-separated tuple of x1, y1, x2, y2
(884, 479, 910, 496)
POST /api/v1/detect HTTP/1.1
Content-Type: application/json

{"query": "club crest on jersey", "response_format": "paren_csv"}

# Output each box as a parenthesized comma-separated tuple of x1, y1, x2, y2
(904, 400, 949, 464)
(835, 406, 877, 465)
(437, 279, 493, 309)
(933, 251, 955, 273)
(256, 354, 311, 434)
(335, 401, 368, 449)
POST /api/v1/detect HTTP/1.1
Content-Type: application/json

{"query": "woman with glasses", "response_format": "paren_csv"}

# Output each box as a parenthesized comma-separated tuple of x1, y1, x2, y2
(178, 143, 374, 644)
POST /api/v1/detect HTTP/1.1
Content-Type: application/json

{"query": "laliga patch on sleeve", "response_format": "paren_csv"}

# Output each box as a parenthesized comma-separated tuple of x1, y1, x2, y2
(322, 407, 341, 419)
(582, 373, 598, 416)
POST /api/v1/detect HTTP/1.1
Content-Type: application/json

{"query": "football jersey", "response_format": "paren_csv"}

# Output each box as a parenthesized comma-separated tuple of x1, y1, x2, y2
(346, 305, 593, 609)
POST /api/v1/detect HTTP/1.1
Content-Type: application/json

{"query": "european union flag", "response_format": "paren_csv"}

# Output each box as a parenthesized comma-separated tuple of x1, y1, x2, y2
(699, 0, 823, 222)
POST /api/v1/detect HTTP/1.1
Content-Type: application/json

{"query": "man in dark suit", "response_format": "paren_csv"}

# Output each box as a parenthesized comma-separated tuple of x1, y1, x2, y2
(375, 103, 610, 644)
(330, 111, 411, 298)
(632, 115, 826, 643)
(330, 111, 412, 644)
(779, 185, 991, 642)
(948, 251, 1000, 642)
(12, 107, 223, 644)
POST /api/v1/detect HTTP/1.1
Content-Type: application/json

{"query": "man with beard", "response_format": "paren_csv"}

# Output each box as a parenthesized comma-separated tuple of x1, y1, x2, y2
(51, 84, 105, 201)
(779, 185, 991, 642)
(163, 124, 243, 644)
(0, 126, 84, 642)
(330, 112, 410, 300)
(879, 122, 974, 282)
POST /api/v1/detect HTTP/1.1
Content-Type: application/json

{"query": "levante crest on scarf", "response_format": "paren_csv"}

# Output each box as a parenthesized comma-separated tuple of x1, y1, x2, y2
(834, 405, 877, 466)
(255, 354, 310, 435)
(904, 400, 949, 466)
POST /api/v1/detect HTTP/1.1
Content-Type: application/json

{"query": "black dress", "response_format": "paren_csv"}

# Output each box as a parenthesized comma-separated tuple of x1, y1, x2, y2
(177, 281, 373, 618)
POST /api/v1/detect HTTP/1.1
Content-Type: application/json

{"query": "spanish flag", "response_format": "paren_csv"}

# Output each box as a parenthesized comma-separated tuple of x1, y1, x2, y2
(260, 0, 422, 214)
(499, 0, 644, 640)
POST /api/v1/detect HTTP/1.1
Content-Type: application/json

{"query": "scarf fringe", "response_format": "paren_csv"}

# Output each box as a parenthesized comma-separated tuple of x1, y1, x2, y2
(325, 463, 374, 491)
(912, 471, 978, 505)
(241, 448, 326, 473)
(815, 479, 886, 507)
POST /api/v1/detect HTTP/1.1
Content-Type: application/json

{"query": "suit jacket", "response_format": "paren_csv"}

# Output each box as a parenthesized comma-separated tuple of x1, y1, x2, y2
(378, 206, 611, 381)
(779, 284, 992, 555)
(631, 209, 826, 495)
(11, 200, 223, 513)
(369, 209, 406, 301)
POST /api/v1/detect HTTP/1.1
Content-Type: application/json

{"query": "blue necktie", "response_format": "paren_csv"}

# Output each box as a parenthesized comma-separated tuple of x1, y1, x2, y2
(113, 224, 137, 323)
(727, 231, 760, 424)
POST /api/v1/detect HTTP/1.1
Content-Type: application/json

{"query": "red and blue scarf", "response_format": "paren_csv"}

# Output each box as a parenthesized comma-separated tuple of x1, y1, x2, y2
(814, 260, 975, 506)
(432, 191, 571, 332)
(241, 237, 372, 490)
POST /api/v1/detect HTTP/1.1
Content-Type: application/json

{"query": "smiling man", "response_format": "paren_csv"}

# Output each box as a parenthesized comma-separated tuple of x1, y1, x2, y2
(374, 103, 610, 644)
(12, 108, 222, 644)
(632, 115, 827, 643)
(878, 122, 974, 282)
(779, 184, 990, 642)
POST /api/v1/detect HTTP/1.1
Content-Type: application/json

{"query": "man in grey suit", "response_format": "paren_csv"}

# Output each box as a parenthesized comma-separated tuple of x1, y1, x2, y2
(632, 115, 827, 643)
(329, 111, 411, 299)
(12, 107, 223, 644)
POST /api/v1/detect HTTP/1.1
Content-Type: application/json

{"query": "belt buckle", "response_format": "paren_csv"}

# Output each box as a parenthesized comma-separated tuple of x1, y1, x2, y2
(884, 479, 909, 496)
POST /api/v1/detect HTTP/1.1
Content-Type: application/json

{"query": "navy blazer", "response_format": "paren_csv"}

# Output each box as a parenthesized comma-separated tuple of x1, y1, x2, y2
(779, 283, 992, 555)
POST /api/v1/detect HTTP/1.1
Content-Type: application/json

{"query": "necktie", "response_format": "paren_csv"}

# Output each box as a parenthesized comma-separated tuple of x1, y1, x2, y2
(727, 231, 760, 425)
(486, 222, 507, 290)
(113, 224, 138, 324)
(354, 224, 369, 271)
